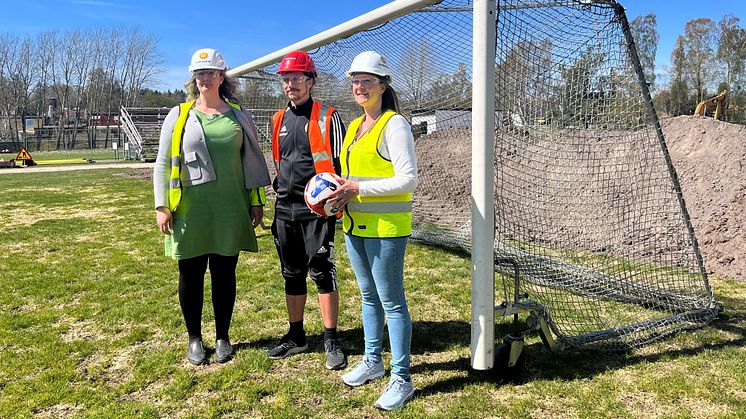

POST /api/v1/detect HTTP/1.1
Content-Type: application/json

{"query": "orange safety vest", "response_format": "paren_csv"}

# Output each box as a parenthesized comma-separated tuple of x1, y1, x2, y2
(271, 101, 335, 175)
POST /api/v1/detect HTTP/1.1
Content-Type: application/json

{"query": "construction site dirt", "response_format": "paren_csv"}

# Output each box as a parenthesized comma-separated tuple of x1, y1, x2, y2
(414, 115, 746, 282)
(662, 116, 746, 281)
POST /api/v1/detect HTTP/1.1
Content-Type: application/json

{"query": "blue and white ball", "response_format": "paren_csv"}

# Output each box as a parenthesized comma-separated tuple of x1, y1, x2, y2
(304, 172, 341, 217)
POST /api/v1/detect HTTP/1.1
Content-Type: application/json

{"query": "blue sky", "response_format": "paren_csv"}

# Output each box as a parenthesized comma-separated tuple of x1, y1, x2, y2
(1, 0, 742, 91)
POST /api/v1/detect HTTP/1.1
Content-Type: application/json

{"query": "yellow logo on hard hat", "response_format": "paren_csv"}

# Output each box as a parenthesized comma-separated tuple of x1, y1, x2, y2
(199, 52, 208, 59)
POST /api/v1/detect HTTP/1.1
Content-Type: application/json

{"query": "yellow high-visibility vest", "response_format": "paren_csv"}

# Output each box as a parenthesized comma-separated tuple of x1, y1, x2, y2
(341, 110, 412, 238)
(168, 100, 242, 211)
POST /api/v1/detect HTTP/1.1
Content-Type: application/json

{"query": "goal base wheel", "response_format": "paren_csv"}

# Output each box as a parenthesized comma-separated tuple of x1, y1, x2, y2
(492, 334, 525, 381)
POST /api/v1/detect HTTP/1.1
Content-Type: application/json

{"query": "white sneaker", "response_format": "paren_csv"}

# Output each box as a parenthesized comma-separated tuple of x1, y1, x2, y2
(375, 375, 414, 410)
(341, 357, 385, 387)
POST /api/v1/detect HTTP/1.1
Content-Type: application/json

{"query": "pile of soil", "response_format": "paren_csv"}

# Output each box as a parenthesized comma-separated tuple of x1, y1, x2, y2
(662, 116, 746, 281)
(413, 116, 745, 281)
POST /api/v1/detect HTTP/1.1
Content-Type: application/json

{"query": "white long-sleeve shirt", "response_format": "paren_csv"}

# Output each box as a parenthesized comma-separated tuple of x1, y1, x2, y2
(358, 114, 418, 197)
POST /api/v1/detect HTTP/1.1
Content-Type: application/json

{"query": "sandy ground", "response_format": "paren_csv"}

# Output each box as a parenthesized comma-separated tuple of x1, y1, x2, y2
(414, 116, 745, 282)
(662, 116, 746, 281)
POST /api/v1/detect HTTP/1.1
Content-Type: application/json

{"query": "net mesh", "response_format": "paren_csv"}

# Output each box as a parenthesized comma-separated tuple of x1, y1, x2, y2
(236, 0, 719, 350)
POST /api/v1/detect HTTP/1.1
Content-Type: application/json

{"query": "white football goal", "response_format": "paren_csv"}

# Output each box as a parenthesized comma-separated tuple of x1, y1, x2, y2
(228, 0, 720, 370)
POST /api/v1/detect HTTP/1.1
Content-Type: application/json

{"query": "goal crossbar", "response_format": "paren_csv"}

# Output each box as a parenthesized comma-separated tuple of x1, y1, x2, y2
(228, 0, 440, 78)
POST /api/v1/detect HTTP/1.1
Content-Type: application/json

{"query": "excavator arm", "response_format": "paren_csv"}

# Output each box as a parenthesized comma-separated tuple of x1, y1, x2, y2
(694, 90, 728, 120)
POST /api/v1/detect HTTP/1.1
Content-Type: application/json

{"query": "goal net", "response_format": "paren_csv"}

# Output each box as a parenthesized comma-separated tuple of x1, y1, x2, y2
(231, 0, 720, 351)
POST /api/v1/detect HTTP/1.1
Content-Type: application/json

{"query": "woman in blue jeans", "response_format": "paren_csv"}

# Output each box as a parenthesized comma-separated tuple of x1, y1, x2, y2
(326, 51, 418, 411)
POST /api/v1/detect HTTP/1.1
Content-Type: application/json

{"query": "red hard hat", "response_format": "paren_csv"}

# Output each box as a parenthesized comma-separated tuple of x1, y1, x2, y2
(277, 51, 317, 75)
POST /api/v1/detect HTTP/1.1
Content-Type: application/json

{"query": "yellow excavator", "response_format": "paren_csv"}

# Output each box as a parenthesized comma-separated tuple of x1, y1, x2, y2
(694, 90, 728, 120)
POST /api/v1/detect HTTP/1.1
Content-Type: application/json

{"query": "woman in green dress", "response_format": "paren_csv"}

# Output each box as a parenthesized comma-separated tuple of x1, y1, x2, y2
(153, 48, 270, 365)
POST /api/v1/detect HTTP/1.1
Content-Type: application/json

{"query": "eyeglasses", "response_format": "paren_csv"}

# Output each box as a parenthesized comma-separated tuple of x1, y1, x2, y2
(280, 75, 310, 85)
(350, 77, 380, 88)
(195, 70, 219, 79)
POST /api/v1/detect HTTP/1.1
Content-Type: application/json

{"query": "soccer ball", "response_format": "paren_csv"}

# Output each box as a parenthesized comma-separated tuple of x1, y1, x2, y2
(304, 172, 342, 217)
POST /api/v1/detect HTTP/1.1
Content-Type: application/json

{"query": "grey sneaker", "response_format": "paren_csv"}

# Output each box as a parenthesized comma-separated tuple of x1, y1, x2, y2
(215, 339, 234, 363)
(375, 375, 414, 410)
(267, 334, 308, 359)
(341, 357, 385, 387)
(324, 339, 348, 370)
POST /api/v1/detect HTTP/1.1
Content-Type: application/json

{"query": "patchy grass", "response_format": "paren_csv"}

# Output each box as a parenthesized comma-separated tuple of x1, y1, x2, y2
(0, 169, 744, 418)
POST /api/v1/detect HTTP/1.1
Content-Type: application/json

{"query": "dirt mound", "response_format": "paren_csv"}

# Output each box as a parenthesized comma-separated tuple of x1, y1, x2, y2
(412, 117, 745, 281)
(661, 116, 746, 280)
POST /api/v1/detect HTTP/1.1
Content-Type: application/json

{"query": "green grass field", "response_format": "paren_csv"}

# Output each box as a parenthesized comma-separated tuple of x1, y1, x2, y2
(1, 169, 744, 418)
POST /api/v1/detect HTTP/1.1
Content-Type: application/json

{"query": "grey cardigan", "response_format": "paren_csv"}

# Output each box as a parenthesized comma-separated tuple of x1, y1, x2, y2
(153, 104, 271, 209)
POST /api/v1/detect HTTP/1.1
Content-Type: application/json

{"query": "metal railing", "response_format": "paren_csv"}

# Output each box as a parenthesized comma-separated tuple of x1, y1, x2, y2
(119, 106, 144, 159)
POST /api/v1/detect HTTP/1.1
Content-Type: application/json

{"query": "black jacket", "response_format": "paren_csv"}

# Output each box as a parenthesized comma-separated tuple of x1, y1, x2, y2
(272, 97, 345, 221)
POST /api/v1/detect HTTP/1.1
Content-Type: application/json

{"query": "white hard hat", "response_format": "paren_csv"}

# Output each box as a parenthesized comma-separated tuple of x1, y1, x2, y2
(188, 48, 227, 72)
(346, 51, 391, 78)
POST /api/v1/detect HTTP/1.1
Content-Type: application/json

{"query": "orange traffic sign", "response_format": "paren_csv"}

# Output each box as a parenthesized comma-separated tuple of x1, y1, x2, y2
(16, 147, 33, 161)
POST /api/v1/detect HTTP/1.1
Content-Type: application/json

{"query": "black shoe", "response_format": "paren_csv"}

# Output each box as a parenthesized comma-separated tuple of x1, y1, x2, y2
(324, 338, 348, 370)
(215, 339, 234, 363)
(187, 339, 207, 365)
(267, 334, 308, 359)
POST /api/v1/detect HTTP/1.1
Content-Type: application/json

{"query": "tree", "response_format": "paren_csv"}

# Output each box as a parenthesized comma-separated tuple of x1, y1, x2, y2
(313, 71, 348, 111)
(0, 27, 167, 150)
(495, 39, 554, 124)
(716, 14, 746, 92)
(0, 34, 40, 146)
(14, 36, 40, 142)
(398, 38, 435, 106)
(119, 28, 163, 107)
(430, 62, 471, 110)
(552, 47, 608, 127)
(682, 18, 718, 103)
(138, 89, 185, 108)
(630, 14, 659, 90)
(35, 31, 56, 119)
(669, 36, 691, 116)
(0, 34, 15, 142)
(236, 71, 284, 110)
(46, 30, 80, 148)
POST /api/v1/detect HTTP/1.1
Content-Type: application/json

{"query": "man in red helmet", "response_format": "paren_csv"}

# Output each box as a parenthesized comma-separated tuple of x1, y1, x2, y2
(267, 50, 347, 370)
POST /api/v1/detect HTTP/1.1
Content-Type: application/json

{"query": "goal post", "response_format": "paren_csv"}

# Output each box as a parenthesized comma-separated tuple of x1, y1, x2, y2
(470, 0, 497, 371)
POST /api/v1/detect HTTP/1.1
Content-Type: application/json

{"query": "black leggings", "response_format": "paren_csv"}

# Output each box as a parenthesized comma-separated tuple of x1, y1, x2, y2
(178, 253, 239, 341)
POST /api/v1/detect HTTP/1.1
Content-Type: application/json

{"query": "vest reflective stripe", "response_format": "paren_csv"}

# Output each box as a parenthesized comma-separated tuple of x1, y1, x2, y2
(346, 201, 413, 213)
(313, 151, 331, 163)
(271, 101, 335, 174)
(341, 110, 413, 238)
(168, 100, 241, 211)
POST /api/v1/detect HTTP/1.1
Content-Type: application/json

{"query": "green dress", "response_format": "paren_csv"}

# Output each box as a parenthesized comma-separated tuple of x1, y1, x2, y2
(165, 110, 258, 259)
